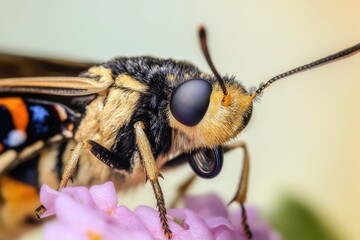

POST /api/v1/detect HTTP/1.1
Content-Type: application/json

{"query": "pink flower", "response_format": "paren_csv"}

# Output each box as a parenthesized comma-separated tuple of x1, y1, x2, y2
(40, 182, 280, 240)
(184, 194, 281, 240)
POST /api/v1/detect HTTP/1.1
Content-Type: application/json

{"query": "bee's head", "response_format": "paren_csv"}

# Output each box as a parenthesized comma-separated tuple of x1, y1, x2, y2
(169, 76, 253, 148)
(168, 26, 255, 149)
(169, 25, 360, 178)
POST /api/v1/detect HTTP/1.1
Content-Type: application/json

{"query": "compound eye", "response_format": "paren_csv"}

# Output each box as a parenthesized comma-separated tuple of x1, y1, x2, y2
(170, 79, 212, 127)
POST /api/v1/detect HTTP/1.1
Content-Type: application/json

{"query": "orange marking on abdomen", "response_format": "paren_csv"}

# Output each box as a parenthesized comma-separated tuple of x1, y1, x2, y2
(0, 143, 4, 152)
(0, 176, 40, 227)
(0, 98, 29, 132)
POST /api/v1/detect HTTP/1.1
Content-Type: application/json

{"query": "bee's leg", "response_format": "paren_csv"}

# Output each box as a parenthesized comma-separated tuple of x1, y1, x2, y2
(224, 141, 252, 240)
(57, 141, 85, 190)
(82, 140, 131, 171)
(163, 153, 197, 208)
(35, 141, 85, 219)
(134, 121, 172, 240)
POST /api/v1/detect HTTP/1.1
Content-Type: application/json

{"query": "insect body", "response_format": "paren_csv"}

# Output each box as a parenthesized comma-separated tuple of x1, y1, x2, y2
(0, 27, 359, 239)
(0, 54, 253, 238)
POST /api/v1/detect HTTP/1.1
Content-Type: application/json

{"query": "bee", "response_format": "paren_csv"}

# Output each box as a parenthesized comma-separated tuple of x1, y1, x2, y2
(0, 26, 359, 239)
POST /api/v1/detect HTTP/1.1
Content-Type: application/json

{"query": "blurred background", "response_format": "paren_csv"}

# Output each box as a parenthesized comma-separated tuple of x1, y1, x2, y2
(0, 0, 360, 239)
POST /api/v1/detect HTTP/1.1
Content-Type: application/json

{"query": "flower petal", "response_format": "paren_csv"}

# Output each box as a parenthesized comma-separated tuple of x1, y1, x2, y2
(134, 205, 171, 239)
(184, 194, 228, 219)
(39, 184, 59, 218)
(168, 208, 214, 239)
(61, 185, 94, 208)
(205, 216, 241, 240)
(229, 205, 258, 227)
(54, 194, 108, 235)
(44, 221, 88, 240)
(113, 206, 150, 232)
(90, 181, 118, 213)
(230, 205, 281, 240)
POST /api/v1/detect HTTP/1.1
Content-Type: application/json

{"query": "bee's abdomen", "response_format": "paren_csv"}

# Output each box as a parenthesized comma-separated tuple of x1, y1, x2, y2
(0, 97, 77, 154)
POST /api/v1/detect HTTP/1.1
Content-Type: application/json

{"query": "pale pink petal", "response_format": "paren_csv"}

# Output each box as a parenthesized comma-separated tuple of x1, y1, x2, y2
(44, 221, 88, 240)
(61, 185, 94, 208)
(54, 194, 108, 234)
(205, 217, 241, 240)
(206, 216, 238, 231)
(134, 206, 203, 239)
(113, 206, 150, 231)
(231, 206, 281, 240)
(89, 181, 118, 213)
(184, 194, 228, 219)
(229, 205, 257, 227)
(168, 208, 214, 240)
(39, 184, 59, 218)
(215, 230, 239, 240)
(47, 193, 149, 240)
(134, 205, 172, 239)
(107, 229, 154, 240)
(99, 225, 153, 240)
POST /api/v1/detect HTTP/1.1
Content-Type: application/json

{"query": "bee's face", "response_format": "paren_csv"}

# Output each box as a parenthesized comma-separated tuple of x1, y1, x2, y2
(168, 77, 253, 149)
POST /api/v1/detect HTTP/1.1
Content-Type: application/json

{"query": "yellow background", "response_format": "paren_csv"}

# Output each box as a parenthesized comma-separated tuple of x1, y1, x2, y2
(0, 0, 359, 239)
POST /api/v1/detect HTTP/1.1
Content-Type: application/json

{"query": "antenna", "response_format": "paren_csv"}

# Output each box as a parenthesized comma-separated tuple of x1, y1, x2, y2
(199, 26, 231, 105)
(255, 43, 360, 95)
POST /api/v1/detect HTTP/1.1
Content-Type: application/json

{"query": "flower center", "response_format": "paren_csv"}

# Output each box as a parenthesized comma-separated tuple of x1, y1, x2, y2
(106, 209, 114, 215)
(87, 231, 103, 240)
